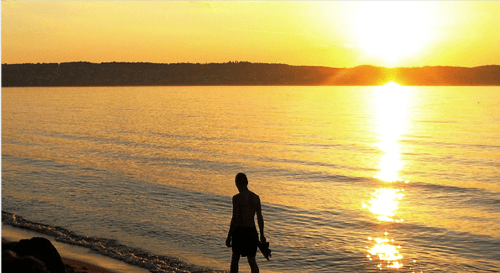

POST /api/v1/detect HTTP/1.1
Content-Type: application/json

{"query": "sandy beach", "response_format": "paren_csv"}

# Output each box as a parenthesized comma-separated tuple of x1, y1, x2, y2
(2, 224, 150, 273)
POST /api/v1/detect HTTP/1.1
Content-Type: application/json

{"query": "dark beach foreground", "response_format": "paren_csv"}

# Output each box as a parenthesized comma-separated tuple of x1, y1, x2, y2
(2, 238, 125, 273)
(2, 224, 153, 273)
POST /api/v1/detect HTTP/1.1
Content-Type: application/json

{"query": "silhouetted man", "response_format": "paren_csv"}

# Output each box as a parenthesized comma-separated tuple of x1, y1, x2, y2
(226, 173, 265, 273)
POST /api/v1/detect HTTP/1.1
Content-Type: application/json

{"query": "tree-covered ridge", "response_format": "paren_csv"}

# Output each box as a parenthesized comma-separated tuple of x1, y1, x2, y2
(2, 62, 500, 86)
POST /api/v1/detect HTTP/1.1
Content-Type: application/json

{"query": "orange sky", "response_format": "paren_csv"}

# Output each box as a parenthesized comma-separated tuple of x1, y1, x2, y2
(2, 1, 500, 68)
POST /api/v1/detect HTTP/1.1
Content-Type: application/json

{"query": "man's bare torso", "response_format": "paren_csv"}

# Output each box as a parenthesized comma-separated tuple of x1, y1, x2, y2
(233, 190, 260, 227)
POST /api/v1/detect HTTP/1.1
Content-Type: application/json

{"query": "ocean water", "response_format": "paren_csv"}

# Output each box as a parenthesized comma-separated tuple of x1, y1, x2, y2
(2, 85, 500, 273)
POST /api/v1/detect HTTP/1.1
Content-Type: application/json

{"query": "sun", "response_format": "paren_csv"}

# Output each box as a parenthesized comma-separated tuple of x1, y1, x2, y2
(353, 2, 433, 66)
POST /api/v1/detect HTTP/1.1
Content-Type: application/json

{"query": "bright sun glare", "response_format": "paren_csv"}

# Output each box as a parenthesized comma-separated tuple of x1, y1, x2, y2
(354, 3, 433, 66)
(373, 82, 410, 182)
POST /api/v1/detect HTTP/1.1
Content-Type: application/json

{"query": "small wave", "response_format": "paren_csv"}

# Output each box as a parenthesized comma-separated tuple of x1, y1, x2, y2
(2, 211, 225, 273)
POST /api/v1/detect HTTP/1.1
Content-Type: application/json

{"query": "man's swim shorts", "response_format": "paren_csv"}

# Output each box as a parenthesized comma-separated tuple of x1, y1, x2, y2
(232, 227, 258, 257)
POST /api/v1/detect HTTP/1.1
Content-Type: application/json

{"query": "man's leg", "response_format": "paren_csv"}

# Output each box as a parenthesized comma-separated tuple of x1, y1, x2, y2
(247, 256, 259, 273)
(230, 252, 240, 273)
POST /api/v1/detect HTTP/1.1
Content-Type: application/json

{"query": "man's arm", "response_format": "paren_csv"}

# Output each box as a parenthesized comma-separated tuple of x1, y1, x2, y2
(256, 197, 265, 242)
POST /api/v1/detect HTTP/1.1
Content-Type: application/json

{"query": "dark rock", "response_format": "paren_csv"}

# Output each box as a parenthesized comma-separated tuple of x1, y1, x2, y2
(2, 237, 67, 273)
(2, 252, 51, 273)
(2, 249, 17, 262)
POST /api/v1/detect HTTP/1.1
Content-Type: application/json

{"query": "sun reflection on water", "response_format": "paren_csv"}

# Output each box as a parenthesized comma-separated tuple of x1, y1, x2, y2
(365, 82, 412, 270)
(363, 188, 404, 222)
(367, 233, 404, 269)
(373, 81, 410, 183)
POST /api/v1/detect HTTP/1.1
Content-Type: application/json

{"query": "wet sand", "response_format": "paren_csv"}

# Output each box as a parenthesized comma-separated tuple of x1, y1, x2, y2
(62, 257, 116, 273)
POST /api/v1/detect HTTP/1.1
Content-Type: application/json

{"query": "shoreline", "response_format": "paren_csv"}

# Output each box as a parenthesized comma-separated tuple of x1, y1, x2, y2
(1, 210, 228, 273)
(2, 224, 150, 273)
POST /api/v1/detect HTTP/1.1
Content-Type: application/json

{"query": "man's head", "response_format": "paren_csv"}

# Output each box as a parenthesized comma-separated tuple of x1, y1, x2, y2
(235, 173, 248, 192)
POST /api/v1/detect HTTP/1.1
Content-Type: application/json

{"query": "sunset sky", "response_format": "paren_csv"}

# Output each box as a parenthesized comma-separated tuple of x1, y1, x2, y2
(2, 1, 500, 68)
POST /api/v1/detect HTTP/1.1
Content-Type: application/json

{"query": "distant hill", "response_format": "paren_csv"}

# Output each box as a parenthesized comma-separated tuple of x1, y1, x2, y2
(2, 62, 500, 87)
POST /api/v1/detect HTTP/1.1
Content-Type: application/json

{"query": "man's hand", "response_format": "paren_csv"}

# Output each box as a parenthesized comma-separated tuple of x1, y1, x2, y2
(226, 236, 231, 247)
(260, 234, 266, 243)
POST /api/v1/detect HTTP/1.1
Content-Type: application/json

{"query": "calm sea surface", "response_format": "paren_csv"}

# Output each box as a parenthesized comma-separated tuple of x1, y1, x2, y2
(2, 86, 500, 272)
